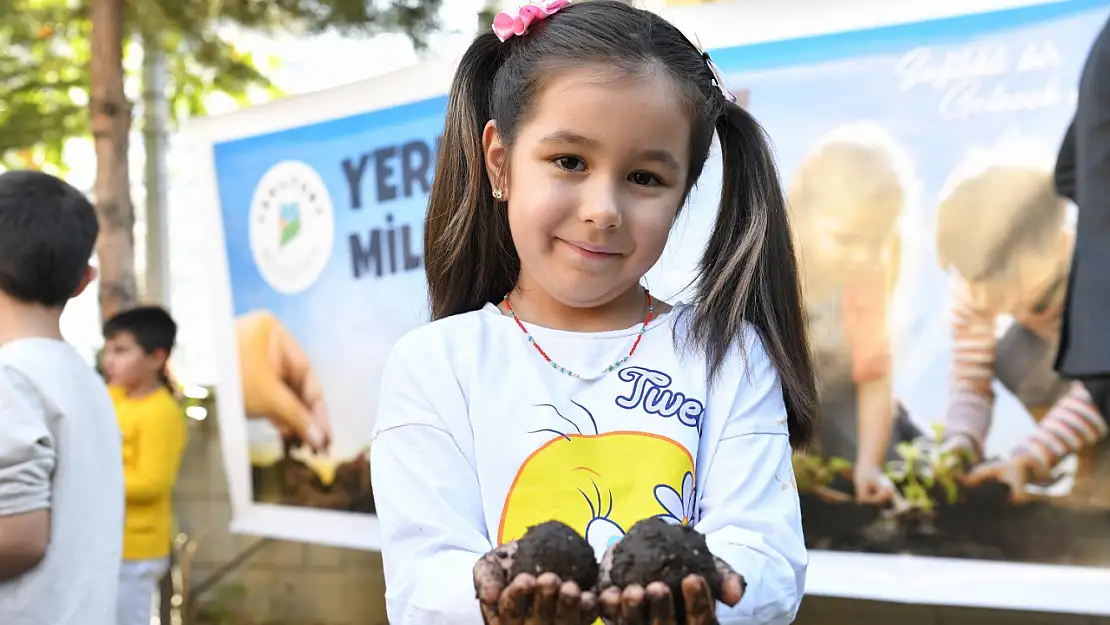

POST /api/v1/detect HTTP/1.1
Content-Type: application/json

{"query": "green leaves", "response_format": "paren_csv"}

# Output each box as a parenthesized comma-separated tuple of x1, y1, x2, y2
(158, 28, 276, 123)
(792, 452, 852, 493)
(210, 0, 443, 46)
(0, 0, 442, 168)
(0, 0, 91, 171)
(885, 424, 965, 513)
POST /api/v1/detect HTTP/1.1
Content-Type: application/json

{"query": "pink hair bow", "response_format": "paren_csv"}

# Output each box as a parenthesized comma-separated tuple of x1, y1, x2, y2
(492, 0, 569, 42)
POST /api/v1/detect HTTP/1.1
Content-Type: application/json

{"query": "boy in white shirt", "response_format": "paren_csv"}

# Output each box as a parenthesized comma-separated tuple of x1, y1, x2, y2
(0, 170, 125, 625)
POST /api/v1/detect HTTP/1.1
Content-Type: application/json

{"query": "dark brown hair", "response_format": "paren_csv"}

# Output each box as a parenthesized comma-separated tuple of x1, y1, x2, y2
(104, 305, 178, 391)
(424, 0, 817, 449)
(0, 170, 98, 308)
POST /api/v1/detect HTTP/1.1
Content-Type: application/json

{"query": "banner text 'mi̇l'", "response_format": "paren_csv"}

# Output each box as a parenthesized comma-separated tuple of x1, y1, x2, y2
(342, 135, 442, 281)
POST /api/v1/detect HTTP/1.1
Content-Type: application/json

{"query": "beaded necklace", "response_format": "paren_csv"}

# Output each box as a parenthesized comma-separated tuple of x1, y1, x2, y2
(502, 290, 654, 379)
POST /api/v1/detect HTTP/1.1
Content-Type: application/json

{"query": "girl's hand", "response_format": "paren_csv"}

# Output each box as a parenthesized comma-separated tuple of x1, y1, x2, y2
(598, 552, 745, 625)
(473, 541, 600, 625)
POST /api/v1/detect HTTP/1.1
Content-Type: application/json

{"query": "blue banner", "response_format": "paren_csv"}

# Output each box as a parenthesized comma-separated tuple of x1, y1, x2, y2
(205, 1, 1110, 604)
(211, 96, 446, 518)
(696, 0, 1110, 584)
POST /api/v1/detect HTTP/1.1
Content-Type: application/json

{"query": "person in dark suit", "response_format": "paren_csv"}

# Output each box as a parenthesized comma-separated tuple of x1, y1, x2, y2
(1055, 15, 1110, 424)
(1047, 14, 1110, 508)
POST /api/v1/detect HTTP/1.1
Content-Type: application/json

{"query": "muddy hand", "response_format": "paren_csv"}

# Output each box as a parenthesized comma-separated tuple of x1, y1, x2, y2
(599, 582, 680, 625)
(713, 557, 745, 607)
(475, 543, 598, 625)
(236, 310, 332, 452)
(599, 557, 743, 625)
(475, 541, 518, 623)
(598, 576, 719, 625)
(599, 583, 647, 625)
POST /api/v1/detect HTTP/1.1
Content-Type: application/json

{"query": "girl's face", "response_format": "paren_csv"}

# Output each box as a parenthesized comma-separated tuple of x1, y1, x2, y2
(484, 67, 692, 309)
(800, 199, 898, 282)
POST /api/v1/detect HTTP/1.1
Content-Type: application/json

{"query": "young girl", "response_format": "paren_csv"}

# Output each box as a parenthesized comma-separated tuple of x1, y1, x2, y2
(371, 1, 818, 624)
(786, 123, 920, 504)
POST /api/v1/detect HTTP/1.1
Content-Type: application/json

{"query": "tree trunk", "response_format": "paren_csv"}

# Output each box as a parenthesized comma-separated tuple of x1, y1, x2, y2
(89, 0, 137, 322)
(142, 29, 170, 307)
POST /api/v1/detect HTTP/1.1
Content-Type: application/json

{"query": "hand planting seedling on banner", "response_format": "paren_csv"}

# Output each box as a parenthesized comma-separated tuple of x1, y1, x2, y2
(934, 423, 1048, 505)
(854, 459, 897, 505)
(236, 309, 332, 452)
(962, 453, 1054, 505)
(961, 457, 1033, 504)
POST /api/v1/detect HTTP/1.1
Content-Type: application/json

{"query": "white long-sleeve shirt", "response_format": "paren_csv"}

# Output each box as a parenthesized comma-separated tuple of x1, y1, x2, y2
(371, 303, 807, 625)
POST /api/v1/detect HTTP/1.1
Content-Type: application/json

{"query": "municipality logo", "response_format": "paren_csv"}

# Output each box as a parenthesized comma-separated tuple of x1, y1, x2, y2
(248, 160, 336, 295)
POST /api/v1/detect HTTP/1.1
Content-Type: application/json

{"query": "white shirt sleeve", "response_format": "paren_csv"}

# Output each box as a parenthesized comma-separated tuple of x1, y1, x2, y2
(0, 364, 55, 517)
(371, 339, 493, 625)
(694, 329, 807, 625)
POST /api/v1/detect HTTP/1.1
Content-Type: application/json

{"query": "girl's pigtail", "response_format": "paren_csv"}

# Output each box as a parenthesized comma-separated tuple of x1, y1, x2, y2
(693, 100, 818, 450)
(425, 33, 518, 320)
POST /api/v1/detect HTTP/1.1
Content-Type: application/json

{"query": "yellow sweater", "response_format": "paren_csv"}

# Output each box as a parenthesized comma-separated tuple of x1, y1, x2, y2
(111, 385, 187, 560)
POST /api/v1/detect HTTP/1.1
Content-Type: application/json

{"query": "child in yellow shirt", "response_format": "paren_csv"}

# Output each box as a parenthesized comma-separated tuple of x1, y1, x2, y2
(100, 306, 187, 625)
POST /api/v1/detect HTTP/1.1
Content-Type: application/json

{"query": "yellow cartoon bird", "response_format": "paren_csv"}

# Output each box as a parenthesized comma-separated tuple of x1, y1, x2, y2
(498, 401, 697, 559)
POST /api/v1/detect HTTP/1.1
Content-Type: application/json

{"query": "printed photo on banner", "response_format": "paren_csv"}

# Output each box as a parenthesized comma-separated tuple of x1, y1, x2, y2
(694, 0, 1110, 597)
(192, 0, 1110, 611)
(199, 95, 446, 544)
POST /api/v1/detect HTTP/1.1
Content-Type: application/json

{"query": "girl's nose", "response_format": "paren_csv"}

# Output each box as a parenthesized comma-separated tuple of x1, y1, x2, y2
(579, 185, 622, 230)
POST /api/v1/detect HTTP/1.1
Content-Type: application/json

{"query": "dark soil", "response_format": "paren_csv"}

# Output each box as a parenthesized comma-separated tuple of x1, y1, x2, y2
(800, 481, 1110, 564)
(510, 521, 598, 591)
(251, 441, 374, 513)
(609, 518, 722, 622)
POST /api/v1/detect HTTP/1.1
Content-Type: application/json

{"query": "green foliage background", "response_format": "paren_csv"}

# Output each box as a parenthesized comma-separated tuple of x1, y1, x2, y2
(0, 0, 442, 170)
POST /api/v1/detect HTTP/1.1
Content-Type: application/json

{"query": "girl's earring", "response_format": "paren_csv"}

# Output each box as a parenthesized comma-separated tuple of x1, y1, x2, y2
(492, 188, 504, 201)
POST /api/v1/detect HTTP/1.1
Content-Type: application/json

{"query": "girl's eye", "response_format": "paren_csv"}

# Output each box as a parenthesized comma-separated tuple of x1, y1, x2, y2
(629, 171, 661, 187)
(554, 156, 586, 172)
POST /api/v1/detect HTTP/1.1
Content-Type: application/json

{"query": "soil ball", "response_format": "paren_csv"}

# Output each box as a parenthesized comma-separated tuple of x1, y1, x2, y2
(509, 521, 599, 591)
(609, 518, 722, 621)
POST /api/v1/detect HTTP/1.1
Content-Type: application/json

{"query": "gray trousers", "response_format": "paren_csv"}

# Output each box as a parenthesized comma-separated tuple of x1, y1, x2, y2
(118, 557, 169, 625)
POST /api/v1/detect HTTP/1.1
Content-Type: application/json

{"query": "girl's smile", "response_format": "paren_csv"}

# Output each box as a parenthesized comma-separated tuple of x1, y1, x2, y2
(558, 238, 624, 263)
(483, 67, 691, 311)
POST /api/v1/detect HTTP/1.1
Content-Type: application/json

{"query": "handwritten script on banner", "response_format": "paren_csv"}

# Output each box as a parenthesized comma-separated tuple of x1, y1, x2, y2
(894, 41, 1074, 120)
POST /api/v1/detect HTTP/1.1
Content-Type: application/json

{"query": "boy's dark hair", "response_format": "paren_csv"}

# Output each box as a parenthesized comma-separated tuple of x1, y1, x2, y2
(424, 0, 817, 449)
(0, 170, 99, 307)
(104, 306, 177, 356)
